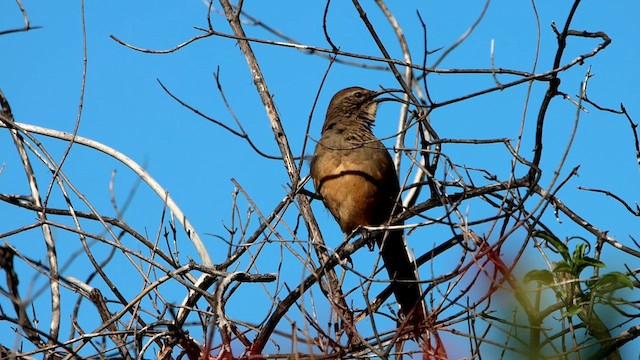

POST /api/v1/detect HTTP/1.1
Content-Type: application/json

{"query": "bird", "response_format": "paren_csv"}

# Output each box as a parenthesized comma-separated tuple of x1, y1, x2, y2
(310, 86, 426, 329)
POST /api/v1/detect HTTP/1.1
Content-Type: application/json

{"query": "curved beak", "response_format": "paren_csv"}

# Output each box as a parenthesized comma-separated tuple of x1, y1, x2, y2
(373, 88, 406, 103)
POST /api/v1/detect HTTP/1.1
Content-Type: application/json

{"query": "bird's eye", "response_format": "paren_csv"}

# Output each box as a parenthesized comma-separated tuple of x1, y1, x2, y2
(354, 91, 363, 98)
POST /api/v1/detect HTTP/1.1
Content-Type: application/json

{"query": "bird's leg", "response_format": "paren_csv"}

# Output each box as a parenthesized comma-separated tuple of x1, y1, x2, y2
(355, 226, 377, 251)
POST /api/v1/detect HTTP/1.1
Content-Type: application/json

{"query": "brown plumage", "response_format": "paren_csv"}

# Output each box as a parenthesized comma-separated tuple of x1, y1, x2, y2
(310, 86, 426, 328)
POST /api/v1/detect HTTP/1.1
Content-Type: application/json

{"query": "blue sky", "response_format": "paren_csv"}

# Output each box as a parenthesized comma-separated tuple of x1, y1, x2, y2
(2, 1, 639, 358)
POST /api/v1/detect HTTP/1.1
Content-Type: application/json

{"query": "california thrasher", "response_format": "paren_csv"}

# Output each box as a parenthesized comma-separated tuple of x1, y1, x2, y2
(310, 86, 426, 327)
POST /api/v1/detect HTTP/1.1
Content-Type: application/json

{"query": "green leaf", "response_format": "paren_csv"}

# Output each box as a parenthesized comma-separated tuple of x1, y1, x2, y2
(581, 257, 606, 268)
(533, 230, 570, 261)
(563, 304, 583, 318)
(591, 272, 634, 294)
(573, 256, 606, 276)
(553, 261, 572, 274)
(572, 243, 588, 262)
(524, 270, 554, 285)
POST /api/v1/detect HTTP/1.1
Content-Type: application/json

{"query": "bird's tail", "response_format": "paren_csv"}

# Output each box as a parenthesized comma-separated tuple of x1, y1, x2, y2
(377, 227, 427, 330)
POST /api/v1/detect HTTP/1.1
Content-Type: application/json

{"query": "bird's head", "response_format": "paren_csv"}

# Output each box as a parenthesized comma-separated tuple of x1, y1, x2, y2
(326, 87, 381, 122)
